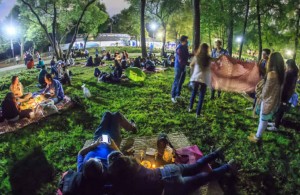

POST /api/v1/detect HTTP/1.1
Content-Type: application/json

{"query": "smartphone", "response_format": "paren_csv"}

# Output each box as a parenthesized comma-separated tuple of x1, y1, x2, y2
(102, 134, 110, 144)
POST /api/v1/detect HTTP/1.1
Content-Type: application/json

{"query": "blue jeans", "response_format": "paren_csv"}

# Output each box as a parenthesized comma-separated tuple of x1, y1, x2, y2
(93, 112, 136, 147)
(160, 152, 230, 195)
(189, 82, 207, 115)
(171, 67, 186, 98)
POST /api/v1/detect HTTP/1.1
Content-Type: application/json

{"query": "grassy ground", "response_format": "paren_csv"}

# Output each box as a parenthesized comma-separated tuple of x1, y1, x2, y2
(0, 61, 300, 194)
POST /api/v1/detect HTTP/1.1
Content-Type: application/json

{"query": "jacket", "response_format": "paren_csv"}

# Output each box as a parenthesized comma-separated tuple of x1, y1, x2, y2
(175, 44, 189, 68)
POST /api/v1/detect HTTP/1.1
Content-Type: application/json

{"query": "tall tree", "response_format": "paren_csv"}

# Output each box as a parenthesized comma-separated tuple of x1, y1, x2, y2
(239, 0, 250, 60)
(293, 8, 300, 60)
(19, 0, 97, 59)
(147, 0, 182, 55)
(227, 4, 234, 56)
(256, 0, 262, 61)
(193, 0, 200, 52)
(140, 0, 147, 58)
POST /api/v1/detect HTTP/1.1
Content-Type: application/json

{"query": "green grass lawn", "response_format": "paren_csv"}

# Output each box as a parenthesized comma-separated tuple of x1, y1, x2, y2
(0, 63, 299, 194)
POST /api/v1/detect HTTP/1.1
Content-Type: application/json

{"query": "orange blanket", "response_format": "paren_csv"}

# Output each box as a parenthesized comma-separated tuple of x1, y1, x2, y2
(210, 56, 260, 93)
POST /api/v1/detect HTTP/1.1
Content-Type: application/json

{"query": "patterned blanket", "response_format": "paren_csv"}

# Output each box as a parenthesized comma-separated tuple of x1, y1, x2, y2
(211, 56, 260, 93)
(0, 96, 74, 135)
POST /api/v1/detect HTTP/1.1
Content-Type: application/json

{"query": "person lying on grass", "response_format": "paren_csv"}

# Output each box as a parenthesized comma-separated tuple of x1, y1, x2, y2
(10, 75, 33, 103)
(108, 149, 237, 195)
(42, 74, 65, 104)
(1, 92, 34, 122)
(66, 112, 136, 194)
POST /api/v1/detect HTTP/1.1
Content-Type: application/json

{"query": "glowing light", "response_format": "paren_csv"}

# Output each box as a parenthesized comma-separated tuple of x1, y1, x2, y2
(236, 36, 243, 43)
(286, 50, 292, 56)
(150, 23, 158, 31)
(157, 32, 163, 38)
(5, 25, 17, 37)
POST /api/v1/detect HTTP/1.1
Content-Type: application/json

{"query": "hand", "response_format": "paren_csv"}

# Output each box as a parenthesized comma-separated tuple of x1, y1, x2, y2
(110, 138, 119, 151)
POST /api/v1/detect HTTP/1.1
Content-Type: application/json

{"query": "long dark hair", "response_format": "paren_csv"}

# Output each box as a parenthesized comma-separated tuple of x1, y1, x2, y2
(266, 52, 285, 85)
(4, 92, 16, 103)
(195, 43, 210, 69)
(11, 76, 18, 85)
(286, 59, 299, 74)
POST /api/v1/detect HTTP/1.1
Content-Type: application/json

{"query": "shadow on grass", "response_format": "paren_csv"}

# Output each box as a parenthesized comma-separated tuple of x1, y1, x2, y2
(9, 147, 54, 195)
(282, 119, 300, 132)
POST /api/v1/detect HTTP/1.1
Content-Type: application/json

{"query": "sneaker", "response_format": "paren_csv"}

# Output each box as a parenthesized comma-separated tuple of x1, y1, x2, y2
(268, 122, 275, 127)
(175, 96, 183, 99)
(248, 133, 260, 143)
(171, 98, 177, 103)
(267, 126, 278, 131)
(188, 108, 192, 113)
(245, 107, 253, 110)
(196, 114, 199, 118)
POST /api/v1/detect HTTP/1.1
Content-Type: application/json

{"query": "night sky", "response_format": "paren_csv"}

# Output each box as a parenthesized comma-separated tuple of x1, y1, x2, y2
(0, 0, 129, 21)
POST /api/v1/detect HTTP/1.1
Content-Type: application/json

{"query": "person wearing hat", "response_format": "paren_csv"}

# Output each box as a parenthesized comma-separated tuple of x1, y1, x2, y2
(38, 65, 48, 88)
(211, 40, 229, 100)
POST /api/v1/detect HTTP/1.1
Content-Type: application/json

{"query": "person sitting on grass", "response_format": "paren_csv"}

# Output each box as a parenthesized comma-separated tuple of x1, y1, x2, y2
(94, 54, 101, 66)
(113, 60, 123, 80)
(10, 76, 33, 103)
(108, 149, 236, 195)
(86, 56, 94, 67)
(145, 57, 155, 71)
(27, 58, 34, 69)
(267, 59, 299, 131)
(60, 65, 72, 85)
(248, 52, 285, 143)
(133, 57, 141, 68)
(38, 65, 48, 88)
(37, 58, 45, 68)
(50, 56, 56, 67)
(121, 54, 127, 69)
(1, 92, 34, 122)
(42, 74, 65, 104)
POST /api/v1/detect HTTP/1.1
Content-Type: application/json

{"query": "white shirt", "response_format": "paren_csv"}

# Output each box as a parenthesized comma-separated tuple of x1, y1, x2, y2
(190, 63, 211, 86)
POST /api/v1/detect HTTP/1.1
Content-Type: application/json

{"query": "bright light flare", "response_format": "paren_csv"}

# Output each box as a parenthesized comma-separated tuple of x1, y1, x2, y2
(236, 36, 243, 43)
(150, 23, 158, 31)
(5, 25, 17, 37)
(286, 50, 292, 56)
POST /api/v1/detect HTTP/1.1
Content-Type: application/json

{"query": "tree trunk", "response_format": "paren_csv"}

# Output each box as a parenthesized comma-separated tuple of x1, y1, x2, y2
(256, 0, 262, 61)
(293, 8, 300, 60)
(52, 3, 61, 59)
(227, 4, 234, 56)
(66, 0, 96, 59)
(83, 34, 89, 51)
(193, 0, 200, 52)
(239, 0, 250, 60)
(140, 0, 147, 58)
(161, 24, 167, 56)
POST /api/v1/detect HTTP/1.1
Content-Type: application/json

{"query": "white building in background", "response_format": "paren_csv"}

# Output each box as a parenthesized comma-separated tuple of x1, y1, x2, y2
(60, 33, 176, 50)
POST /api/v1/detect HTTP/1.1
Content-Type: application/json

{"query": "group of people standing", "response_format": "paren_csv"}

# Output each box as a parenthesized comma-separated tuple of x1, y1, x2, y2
(171, 35, 299, 142)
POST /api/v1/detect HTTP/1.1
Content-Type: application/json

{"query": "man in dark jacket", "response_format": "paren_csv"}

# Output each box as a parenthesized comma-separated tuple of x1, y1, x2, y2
(171, 35, 189, 103)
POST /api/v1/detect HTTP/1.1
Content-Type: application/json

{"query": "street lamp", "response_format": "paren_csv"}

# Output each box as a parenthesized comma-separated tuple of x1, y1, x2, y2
(5, 25, 17, 58)
(286, 50, 292, 56)
(150, 23, 158, 31)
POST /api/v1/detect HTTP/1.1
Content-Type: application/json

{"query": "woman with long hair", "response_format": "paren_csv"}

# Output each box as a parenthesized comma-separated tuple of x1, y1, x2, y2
(10, 76, 33, 103)
(189, 43, 217, 117)
(248, 52, 285, 142)
(267, 59, 299, 131)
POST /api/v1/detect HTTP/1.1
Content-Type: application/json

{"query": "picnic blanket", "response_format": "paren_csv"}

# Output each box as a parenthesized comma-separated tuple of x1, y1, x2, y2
(211, 56, 260, 93)
(0, 96, 74, 135)
(84, 132, 211, 195)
